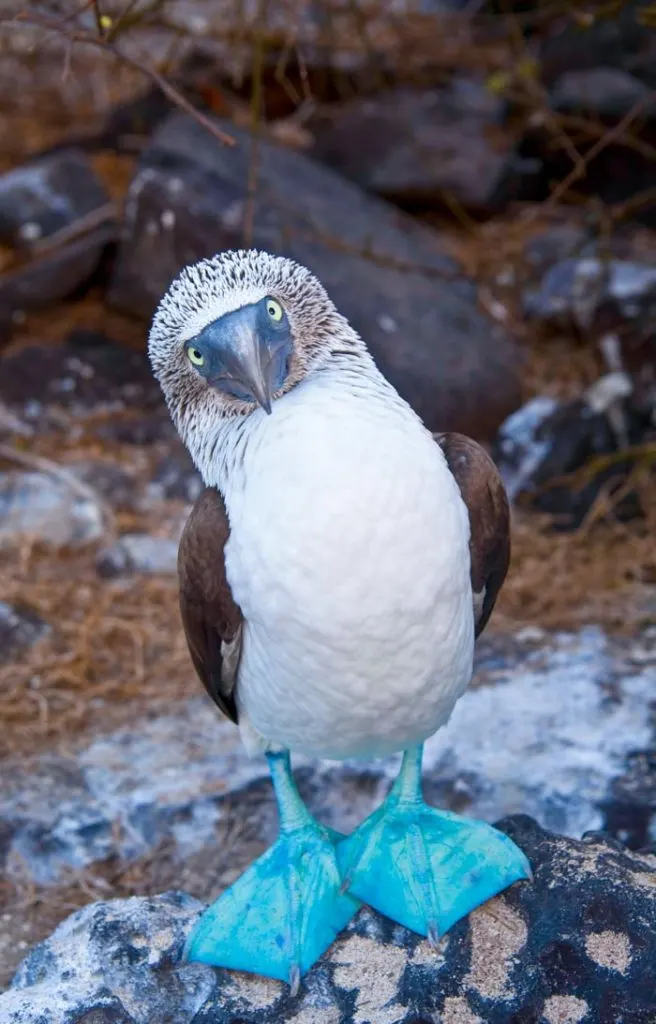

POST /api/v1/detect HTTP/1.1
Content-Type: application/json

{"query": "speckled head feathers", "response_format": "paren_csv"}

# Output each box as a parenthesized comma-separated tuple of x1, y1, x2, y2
(148, 249, 364, 425)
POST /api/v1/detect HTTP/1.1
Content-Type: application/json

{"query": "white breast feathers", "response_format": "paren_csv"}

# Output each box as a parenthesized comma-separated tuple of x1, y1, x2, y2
(215, 366, 475, 760)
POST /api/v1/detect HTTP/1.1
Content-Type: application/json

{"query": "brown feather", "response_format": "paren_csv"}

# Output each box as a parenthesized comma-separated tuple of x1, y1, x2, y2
(178, 487, 243, 723)
(435, 432, 510, 637)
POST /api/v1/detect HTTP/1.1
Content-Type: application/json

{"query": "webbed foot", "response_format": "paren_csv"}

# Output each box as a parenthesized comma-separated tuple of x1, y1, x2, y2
(336, 747, 531, 940)
(184, 752, 360, 990)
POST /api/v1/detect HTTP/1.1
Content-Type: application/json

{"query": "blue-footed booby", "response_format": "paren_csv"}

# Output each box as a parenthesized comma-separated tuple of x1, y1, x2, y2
(148, 249, 531, 991)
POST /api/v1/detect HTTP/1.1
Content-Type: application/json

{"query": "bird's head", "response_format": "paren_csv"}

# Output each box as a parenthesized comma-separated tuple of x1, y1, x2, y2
(148, 250, 363, 438)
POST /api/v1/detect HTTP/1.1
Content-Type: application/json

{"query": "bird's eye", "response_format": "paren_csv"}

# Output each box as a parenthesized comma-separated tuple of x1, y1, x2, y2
(266, 298, 284, 322)
(187, 346, 205, 367)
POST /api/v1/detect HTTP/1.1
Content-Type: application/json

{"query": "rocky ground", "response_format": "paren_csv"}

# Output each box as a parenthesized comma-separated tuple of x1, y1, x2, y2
(1, 2, 656, 1020)
(3, 818, 656, 1023)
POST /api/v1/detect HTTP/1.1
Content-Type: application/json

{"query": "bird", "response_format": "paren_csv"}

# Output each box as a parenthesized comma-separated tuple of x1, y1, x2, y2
(148, 248, 531, 991)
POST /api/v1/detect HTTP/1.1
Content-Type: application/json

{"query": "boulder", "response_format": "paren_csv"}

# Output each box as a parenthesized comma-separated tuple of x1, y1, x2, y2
(107, 113, 522, 440)
(539, 3, 656, 88)
(0, 150, 116, 329)
(523, 254, 656, 400)
(96, 534, 179, 578)
(493, 372, 656, 526)
(0, 226, 115, 328)
(146, 452, 203, 504)
(527, 7, 656, 221)
(0, 149, 112, 255)
(523, 256, 656, 336)
(550, 67, 654, 120)
(3, 817, 656, 1023)
(0, 472, 104, 548)
(309, 79, 528, 213)
(0, 331, 164, 433)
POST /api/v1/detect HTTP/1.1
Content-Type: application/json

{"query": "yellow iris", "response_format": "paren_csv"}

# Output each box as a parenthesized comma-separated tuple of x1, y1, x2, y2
(187, 346, 205, 367)
(266, 298, 283, 322)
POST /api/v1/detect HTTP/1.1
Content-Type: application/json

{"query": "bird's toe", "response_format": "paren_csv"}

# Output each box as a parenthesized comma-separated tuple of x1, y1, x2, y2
(185, 823, 360, 986)
(337, 802, 531, 939)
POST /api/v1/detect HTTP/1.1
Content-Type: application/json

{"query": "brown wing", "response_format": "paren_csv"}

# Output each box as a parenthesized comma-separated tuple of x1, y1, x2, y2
(435, 432, 510, 638)
(177, 487, 243, 723)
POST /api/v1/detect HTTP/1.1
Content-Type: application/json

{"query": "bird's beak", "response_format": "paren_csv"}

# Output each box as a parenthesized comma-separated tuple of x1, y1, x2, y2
(192, 307, 280, 414)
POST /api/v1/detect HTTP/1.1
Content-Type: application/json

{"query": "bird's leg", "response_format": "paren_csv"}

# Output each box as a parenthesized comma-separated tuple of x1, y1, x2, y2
(336, 744, 531, 941)
(184, 750, 360, 991)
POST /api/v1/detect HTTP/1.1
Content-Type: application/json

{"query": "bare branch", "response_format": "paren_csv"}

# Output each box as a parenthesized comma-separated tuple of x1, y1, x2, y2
(0, 10, 236, 148)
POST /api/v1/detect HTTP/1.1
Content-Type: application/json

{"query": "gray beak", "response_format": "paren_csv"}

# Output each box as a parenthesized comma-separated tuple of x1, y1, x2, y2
(190, 306, 284, 414)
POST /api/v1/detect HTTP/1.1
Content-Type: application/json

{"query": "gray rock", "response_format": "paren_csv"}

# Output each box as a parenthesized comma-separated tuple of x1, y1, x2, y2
(0, 471, 104, 548)
(0, 601, 50, 664)
(540, 4, 656, 88)
(3, 818, 656, 1023)
(0, 332, 164, 432)
(311, 79, 515, 211)
(0, 225, 115, 325)
(310, 79, 527, 212)
(107, 112, 521, 441)
(523, 223, 592, 274)
(523, 256, 656, 333)
(146, 451, 203, 504)
(2, 628, 655, 887)
(96, 534, 179, 578)
(493, 374, 655, 526)
(0, 150, 116, 330)
(69, 462, 137, 512)
(0, 149, 113, 255)
(2, 891, 213, 1024)
(551, 67, 654, 119)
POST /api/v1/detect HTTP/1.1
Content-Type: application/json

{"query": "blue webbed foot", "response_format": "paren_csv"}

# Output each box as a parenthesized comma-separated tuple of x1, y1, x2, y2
(336, 747, 532, 941)
(184, 752, 360, 991)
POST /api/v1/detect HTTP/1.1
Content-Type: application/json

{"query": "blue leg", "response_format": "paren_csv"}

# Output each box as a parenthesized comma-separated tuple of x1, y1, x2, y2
(184, 751, 361, 991)
(336, 745, 532, 941)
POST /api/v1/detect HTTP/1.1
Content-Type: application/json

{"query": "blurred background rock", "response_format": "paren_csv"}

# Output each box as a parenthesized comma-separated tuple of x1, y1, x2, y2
(0, 1, 655, 1020)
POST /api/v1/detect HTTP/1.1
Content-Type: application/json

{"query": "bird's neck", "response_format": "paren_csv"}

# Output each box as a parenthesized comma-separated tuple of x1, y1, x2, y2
(189, 352, 417, 498)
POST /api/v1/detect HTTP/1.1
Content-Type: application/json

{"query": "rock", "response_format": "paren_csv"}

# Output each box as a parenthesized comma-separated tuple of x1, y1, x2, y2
(493, 374, 655, 526)
(523, 256, 656, 334)
(0, 331, 164, 432)
(523, 222, 592, 274)
(492, 394, 561, 503)
(107, 112, 521, 441)
(93, 412, 177, 447)
(522, 252, 656, 409)
(69, 462, 137, 512)
(0, 149, 113, 255)
(550, 67, 654, 119)
(0, 225, 115, 325)
(539, 4, 656, 87)
(0, 601, 50, 664)
(309, 78, 528, 213)
(146, 451, 203, 503)
(523, 3, 656, 221)
(3, 817, 656, 1023)
(96, 534, 179, 578)
(526, 9, 656, 221)
(97, 87, 176, 154)
(0, 472, 104, 548)
(0, 150, 116, 329)
(523, 254, 656, 394)
(2, 628, 655, 886)
(2, 891, 214, 1024)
